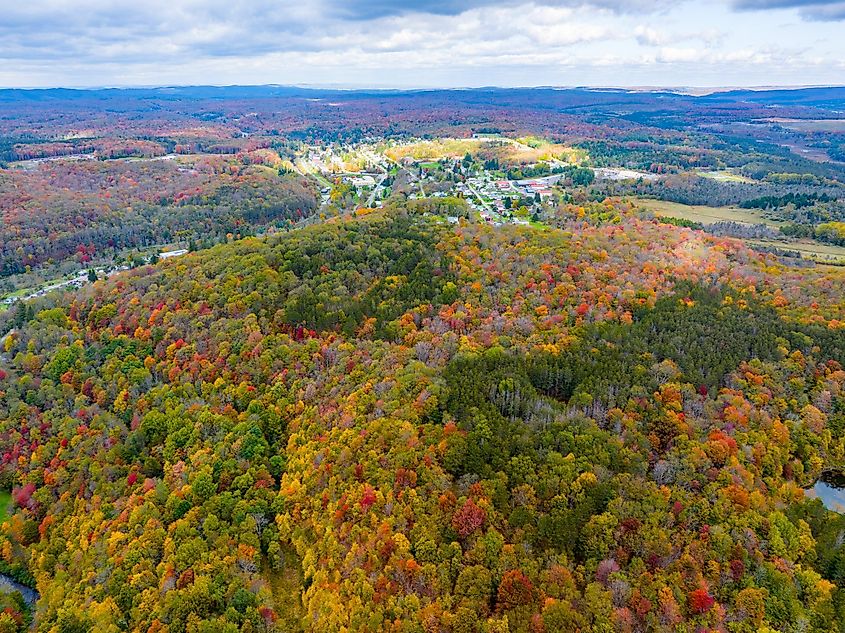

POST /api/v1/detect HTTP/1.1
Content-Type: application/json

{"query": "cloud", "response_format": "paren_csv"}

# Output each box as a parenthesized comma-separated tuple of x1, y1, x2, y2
(734, 0, 839, 6)
(0, 1, 326, 62)
(732, 0, 845, 20)
(0, 0, 842, 87)
(654, 47, 702, 62)
(332, 0, 674, 18)
(634, 25, 725, 50)
(798, 2, 845, 18)
(0, 0, 626, 66)
(635, 26, 670, 46)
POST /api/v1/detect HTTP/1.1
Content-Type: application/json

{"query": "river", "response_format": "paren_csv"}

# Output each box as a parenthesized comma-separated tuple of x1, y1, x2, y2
(805, 470, 845, 513)
(0, 573, 38, 607)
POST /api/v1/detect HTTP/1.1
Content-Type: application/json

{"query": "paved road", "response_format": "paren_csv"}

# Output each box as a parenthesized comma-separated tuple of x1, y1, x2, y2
(465, 181, 507, 223)
(1, 265, 130, 309)
(2, 248, 191, 309)
(465, 181, 492, 212)
(366, 172, 389, 207)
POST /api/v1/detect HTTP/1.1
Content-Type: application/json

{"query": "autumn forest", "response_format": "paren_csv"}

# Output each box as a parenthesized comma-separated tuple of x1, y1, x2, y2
(1, 85, 845, 633)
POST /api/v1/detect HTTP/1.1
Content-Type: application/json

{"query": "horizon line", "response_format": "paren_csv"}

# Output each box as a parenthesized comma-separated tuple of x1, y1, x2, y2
(1, 83, 844, 95)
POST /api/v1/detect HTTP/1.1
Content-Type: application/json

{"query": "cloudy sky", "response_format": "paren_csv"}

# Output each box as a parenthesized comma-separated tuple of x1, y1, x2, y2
(1, 0, 844, 88)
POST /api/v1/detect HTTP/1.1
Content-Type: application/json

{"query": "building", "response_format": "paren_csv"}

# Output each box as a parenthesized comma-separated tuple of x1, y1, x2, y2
(349, 175, 376, 187)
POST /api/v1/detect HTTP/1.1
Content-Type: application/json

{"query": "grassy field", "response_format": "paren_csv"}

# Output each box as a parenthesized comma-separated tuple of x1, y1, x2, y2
(1, 286, 38, 302)
(697, 170, 756, 184)
(748, 238, 845, 263)
(511, 137, 586, 163)
(636, 199, 845, 263)
(0, 491, 11, 517)
(263, 548, 303, 632)
(0, 273, 76, 306)
(293, 159, 333, 188)
(385, 136, 585, 165)
(767, 118, 845, 133)
(385, 138, 483, 161)
(636, 198, 782, 227)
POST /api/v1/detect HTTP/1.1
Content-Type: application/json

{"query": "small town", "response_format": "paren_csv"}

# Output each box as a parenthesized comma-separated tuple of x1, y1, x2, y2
(293, 135, 609, 226)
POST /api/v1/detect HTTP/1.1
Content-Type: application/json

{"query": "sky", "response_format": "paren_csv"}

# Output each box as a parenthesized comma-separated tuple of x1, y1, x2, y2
(1, 0, 845, 89)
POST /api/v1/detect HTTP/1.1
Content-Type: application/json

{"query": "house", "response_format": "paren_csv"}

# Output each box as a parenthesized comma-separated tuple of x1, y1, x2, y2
(349, 175, 376, 187)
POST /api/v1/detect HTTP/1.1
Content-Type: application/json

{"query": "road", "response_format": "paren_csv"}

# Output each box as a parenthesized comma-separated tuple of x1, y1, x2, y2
(381, 154, 426, 198)
(366, 172, 389, 207)
(1, 266, 129, 308)
(465, 181, 499, 218)
(465, 181, 491, 212)
(1, 249, 189, 309)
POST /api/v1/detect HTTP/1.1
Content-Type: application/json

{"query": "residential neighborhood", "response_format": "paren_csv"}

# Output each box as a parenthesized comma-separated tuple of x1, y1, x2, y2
(291, 136, 589, 226)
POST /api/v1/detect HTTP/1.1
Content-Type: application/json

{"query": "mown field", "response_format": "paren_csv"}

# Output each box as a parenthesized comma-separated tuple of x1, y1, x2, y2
(767, 118, 845, 132)
(636, 198, 845, 263)
(636, 198, 781, 226)
(749, 237, 845, 264)
(385, 136, 584, 164)
(696, 169, 757, 184)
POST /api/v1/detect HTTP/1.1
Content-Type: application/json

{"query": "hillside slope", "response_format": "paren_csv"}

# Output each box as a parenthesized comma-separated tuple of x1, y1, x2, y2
(1, 206, 845, 632)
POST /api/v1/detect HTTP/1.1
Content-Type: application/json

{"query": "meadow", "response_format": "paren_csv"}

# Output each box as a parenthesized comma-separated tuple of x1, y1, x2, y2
(635, 198, 780, 226)
(636, 199, 845, 262)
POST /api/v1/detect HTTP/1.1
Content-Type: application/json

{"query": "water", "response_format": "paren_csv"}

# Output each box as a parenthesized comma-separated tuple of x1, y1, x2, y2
(0, 573, 38, 606)
(806, 470, 845, 513)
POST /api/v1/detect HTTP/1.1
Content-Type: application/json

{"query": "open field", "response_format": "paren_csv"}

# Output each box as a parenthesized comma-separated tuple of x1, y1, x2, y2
(635, 199, 845, 263)
(697, 170, 757, 184)
(635, 198, 781, 227)
(748, 238, 845, 263)
(1, 274, 67, 303)
(765, 118, 845, 132)
(385, 138, 483, 161)
(385, 136, 584, 165)
(263, 547, 303, 631)
(0, 491, 11, 517)
(293, 158, 333, 187)
(511, 136, 586, 163)
(595, 167, 659, 181)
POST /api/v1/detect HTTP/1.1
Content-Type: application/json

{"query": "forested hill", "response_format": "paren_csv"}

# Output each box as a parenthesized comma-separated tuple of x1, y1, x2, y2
(2, 204, 845, 632)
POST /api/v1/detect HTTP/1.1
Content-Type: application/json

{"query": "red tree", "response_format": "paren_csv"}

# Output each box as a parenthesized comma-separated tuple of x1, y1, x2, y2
(497, 569, 534, 611)
(452, 498, 486, 538)
(687, 588, 714, 615)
